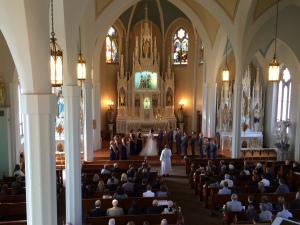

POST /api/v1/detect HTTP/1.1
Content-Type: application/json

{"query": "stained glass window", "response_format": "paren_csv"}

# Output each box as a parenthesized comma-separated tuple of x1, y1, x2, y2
(277, 68, 291, 122)
(106, 27, 118, 63)
(173, 28, 188, 65)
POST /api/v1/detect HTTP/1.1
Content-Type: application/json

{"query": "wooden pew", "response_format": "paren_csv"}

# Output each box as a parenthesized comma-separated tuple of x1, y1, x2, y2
(224, 209, 300, 225)
(82, 196, 169, 211)
(0, 221, 27, 225)
(209, 192, 296, 216)
(0, 202, 27, 219)
(0, 195, 26, 203)
(86, 213, 179, 225)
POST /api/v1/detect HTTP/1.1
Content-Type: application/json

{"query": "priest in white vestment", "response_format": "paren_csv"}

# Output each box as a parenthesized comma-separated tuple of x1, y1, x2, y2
(160, 145, 172, 176)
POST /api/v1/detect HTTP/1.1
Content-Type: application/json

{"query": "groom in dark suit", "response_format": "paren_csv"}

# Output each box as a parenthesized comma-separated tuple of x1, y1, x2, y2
(167, 126, 174, 153)
(157, 127, 164, 154)
(175, 127, 182, 154)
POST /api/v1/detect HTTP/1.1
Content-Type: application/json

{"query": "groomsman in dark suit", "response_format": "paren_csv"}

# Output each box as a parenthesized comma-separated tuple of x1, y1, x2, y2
(175, 127, 182, 154)
(206, 138, 211, 158)
(181, 131, 188, 156)
(157, 127, 164, 154)
(167, 126, 174, 153)
(198, 133, 204, 158)
(190, 131, 196, 158)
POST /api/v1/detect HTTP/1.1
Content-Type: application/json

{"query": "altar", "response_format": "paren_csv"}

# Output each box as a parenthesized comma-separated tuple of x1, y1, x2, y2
(115, 6, 177, 134)
(219, 131, 263, 150)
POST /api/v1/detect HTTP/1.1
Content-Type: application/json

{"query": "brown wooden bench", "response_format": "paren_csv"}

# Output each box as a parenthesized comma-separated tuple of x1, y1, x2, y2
(86, 213, 179, 225)
(0, 202, 26, 219)
(82, 196, 169, 211)
(0, 220, 27, 225)
(0, 195, 26, 203)
(209, 192, 296, 216)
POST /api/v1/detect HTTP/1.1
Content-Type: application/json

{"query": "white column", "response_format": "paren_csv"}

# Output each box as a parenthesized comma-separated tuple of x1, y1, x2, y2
(231, 83, 243, 158)
(21, 94, 57, 225)
(294, 84, 300, 161)
(93, 81, 101, 150)
(63, 86, 82, 225)
(83, 82, 93, 161)
(202, 83, 208, 136)
(9, 82, 19, 170)
(192, 40, 199, 132)
(205, 82, 217, 137)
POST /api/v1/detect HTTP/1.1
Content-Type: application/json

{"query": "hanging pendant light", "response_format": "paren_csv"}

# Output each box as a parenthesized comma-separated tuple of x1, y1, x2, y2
(77, 27, 86, 86)
(50, 0, 63, 87)
(222, 36, 229, 82)
(268, 0, 280, 82)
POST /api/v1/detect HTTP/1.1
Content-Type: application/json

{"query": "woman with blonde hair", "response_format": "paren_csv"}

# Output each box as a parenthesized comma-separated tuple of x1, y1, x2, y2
(121, 173, 128, 183)
(97, 181, 105, 191)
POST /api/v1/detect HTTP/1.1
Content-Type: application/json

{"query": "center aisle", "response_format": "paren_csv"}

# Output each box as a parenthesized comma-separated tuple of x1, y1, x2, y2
(162, 166, 222, 225)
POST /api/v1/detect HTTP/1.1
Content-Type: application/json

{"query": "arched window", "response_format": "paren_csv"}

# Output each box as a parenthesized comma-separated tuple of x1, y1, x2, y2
(106, 27, 118, 63)
(276, 68, 291, 122)
(173, 28, 188, 65)
(18, 84, 24, 137)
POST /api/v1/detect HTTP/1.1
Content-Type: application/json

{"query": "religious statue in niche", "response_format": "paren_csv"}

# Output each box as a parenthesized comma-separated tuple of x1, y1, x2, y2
(57, 91, 64, 117)
(144, 97, 150, 109)
(119, 90, 125, 106)
(223, 103, 231, 125)
(253, 103, 260, 123)
(146, 74, 152, 88)
(135, 94, 140, 107)
(138, 75, 145, 89)
(0, 77, 5, 107)
(143, 40, 150, 58)
(166, 88, 173, 106)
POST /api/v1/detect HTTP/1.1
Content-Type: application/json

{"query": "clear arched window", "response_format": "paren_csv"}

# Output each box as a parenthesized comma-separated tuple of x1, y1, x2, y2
(173, 28, 188, 65)
(276, 68, 291, 122)
(106, 27, 118, 63)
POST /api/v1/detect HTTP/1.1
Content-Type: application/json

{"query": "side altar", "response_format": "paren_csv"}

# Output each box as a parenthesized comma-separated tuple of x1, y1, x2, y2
(116, 6, 176, 133)
(217, 66, 264, 149)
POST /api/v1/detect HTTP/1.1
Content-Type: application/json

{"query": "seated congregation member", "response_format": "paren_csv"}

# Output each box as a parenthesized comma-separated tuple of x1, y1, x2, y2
(111, 163, 121, 173)
(283, 160, 293, 169)
(161, 219, 168, 225)
(143, 185, 155, 197)
(93, 174, 100, 184)
(246, 195, 259, 210)
(130, 184, 143, 197)
(276, 202, 293, 219)
(97, 181, 106, 191)
(292, 161, 300, 173)
(209, 177, 220, 188)
(13, 164, 25, 177)
(107, 173, 119, 185)
(237, 171, 248, 181)
(242, 164, 250, 175)
(258, 203, 273, 222)
(0, 184, 9, 196)
(256, 181, 266, 193)
(89, 199, 106, 217)
(108, 218, 115, 225)
(127, 222, 135, 225)
(274, 196, 285, 211)
(83, 185, 94, 196)
(220, 174, 234, 187)
(217, 181, 231, 195)
(138, 162, 147, 173)
(128, 200, 142, 215)
(260, 174, 270, 186)
(103, 189, 112, 199)
(140, 179, 148, 189)
(162, 200, 176, 214)
(122, 177, 134, 192)
(264, 167, 275, 182)
(113, 186, 128, 198)
(11, 176, 24, 195)
(275, 178, 289, 193)
(107, 199, 124, 216)
(156, 185, 168, 197)
(226, 194, 243, 211)
(127, 166, 135, 178)
(101, 164, 111, 174)
(120, 173, 127, 184)
(255, 163, 264, 176)
(147, 199, 163, 214)
(243, 204, 259, 223)
(248, 175, 259, 187)
(290, 191, 300, 209)
(261, 195, 273, 211)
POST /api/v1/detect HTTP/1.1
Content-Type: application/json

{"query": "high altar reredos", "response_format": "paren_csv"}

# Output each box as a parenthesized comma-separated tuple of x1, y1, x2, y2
(116, 6, 176, 134)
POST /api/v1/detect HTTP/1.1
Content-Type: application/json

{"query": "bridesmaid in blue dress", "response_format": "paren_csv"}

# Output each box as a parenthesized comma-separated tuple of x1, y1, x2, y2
(136, 129, 143, 155)
(129, 129, 136, 155)
(121, 134, 127, 160)
(113, 135, 120, 160)
(109, 141, 117, 161)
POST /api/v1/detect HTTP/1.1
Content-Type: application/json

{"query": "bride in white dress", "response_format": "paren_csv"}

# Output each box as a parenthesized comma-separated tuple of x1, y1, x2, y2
(139, 129, 158, 156)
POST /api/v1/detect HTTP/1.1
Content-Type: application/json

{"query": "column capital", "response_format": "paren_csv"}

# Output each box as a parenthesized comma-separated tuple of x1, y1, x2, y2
(21, 94, 56, 115)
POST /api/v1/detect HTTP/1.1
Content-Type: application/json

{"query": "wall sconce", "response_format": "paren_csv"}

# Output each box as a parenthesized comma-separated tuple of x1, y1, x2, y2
(108, 100, 114, 109)
(179, 100, 184, 110)
(77, 27, 86, 87)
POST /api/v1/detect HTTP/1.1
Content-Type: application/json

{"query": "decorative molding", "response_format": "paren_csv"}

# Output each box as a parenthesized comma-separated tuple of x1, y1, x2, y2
(214, 0, 239, 23)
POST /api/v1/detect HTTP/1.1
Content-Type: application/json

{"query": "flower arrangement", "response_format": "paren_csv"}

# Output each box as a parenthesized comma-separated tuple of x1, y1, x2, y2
(56, 123, 64, 134)
(221, 204, 228, 220)
(155, 113, 162, 123)
(242, 121, 248, 132)
(273, 120, 291, 151)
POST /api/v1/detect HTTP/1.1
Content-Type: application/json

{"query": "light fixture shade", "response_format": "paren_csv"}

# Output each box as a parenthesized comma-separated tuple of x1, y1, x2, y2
(50, 38, 63, 86)
(77, 54, 86, 81)
(268, 56, 279, 82)
(222, 66, 229, 82)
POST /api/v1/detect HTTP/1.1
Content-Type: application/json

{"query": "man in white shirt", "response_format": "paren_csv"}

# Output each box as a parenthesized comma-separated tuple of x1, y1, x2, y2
(143, 185, 155, 197)
(220, 174, 234, 187)
(226, 194, 243, 211)
(261, 174, 270, 186)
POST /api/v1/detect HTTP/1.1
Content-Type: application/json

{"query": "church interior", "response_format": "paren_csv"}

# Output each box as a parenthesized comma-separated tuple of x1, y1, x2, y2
(1, 0, 300, 224)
